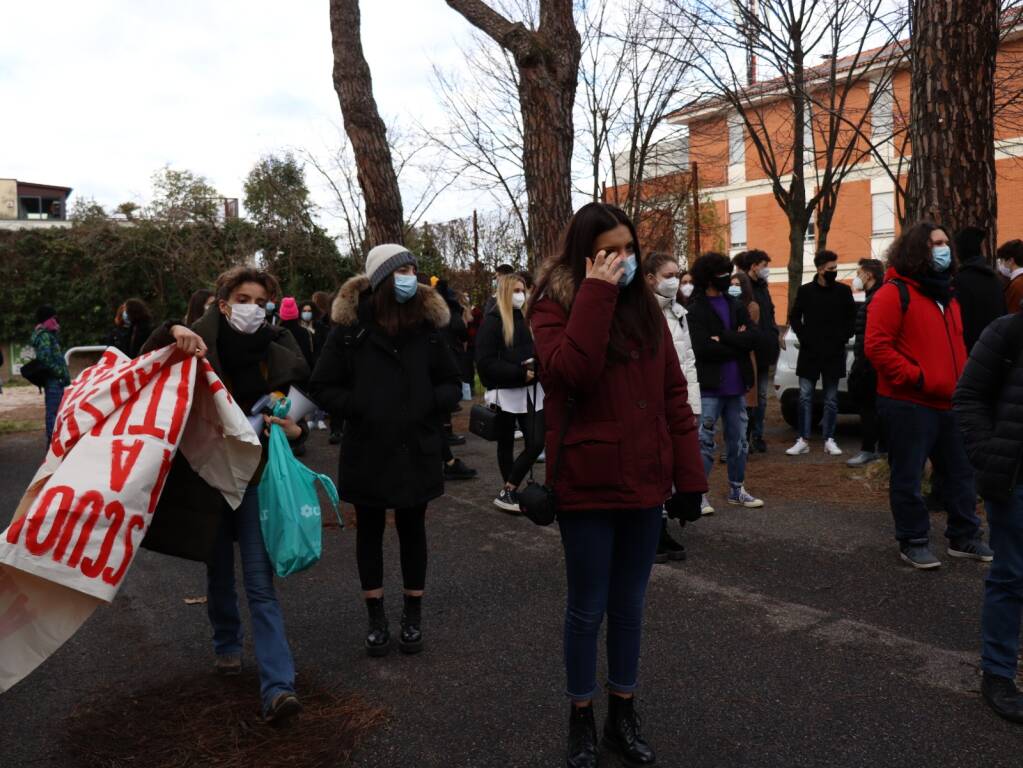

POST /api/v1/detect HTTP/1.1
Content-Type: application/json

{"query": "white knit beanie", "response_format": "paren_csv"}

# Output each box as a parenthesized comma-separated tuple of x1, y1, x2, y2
(365, 244, 417, 290)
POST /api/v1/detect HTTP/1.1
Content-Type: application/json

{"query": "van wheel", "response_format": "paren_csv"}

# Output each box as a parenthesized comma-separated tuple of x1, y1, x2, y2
(780, 392, 799, 430)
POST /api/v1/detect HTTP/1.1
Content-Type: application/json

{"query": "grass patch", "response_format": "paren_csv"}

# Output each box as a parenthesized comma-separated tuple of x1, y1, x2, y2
(1, 377, 33, 388)
(0, 420, 41, 435)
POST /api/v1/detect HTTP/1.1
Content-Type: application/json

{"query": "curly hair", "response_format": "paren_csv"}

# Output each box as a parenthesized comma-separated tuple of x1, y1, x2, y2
(887, 221, 956, 277)
(690, 252, 733, 292)
(215, 266, 281, 303)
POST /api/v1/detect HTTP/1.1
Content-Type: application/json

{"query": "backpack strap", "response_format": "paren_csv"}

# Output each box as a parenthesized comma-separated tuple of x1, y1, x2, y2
(888, 278, 911, 314)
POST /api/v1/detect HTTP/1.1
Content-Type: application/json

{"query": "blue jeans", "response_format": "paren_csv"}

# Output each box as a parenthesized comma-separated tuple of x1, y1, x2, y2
(207, 485, 296, 713)
(751, 372, 770, 441)
(798, 376, 839, 440)
(876, 396, 980, 545)
(558, 508, 662, 701)
(44, 379, 64, 442)
(982, 486, 1023, 678)
(700, 395, 748, 486)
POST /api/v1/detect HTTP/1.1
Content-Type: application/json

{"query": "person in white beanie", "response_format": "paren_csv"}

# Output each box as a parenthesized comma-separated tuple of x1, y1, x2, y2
(310, 244, 463, 657)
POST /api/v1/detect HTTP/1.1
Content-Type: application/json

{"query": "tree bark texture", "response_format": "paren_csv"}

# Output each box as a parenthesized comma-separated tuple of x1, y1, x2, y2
(330, 0, 405, 248)
(447, 0, 581, 268)
(907, 0, 999, 255)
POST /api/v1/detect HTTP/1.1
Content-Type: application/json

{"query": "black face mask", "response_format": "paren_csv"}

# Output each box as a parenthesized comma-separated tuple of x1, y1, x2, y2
(822, 270, 838, 286)
(712, 275, 732, 293)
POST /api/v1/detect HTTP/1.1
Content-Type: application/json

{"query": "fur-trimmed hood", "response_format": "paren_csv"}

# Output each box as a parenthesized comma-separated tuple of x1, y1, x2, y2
(331, 274, 451, 329)
(534, 260, 577, 313)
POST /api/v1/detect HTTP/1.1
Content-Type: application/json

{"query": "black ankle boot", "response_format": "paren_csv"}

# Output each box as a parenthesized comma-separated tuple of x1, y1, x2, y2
(567, 703, 599, 768)
(982, 671, 1023, 723)
(603, 694, 655, 765)
(365, 597, 390, 657)
(399, 595, 423, 655)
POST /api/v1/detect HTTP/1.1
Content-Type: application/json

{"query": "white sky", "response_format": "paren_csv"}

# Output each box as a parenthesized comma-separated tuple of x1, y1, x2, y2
(0, 0, 491, 230)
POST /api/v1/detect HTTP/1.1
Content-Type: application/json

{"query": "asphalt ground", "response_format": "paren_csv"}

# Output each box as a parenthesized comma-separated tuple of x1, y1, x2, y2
(1, 402, 1021, 767)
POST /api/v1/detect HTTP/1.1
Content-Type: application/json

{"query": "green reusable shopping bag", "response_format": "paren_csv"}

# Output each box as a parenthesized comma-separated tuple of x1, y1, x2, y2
(258, 397, 341, 577)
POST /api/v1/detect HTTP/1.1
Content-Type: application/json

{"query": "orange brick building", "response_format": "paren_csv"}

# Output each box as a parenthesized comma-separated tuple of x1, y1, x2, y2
(605, 33, 1023, 322)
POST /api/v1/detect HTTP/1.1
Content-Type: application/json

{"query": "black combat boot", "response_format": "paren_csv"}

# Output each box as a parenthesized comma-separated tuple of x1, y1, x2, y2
(399, 594, 423, 654)
(365, 597, 390, 657)
(603, 694, 655, 766)
(567, 703, 599, 768)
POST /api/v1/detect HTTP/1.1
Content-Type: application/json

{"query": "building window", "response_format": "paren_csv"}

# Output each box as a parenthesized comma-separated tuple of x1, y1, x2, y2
(805, 212, 816, 243)
(728, 116, 745, 168)
(872, 192, 895, 235)
(730, 210, 747, 249)
(803, 103, 815, 167)
(871, 81, 894, 142)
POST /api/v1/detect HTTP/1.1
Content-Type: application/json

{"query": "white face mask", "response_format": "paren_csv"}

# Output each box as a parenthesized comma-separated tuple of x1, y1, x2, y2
(655, 277, 680, 299)
(227, 303, 266, 334)
(680, 283, 695, 298)
(852, 275, 865, 293)
(757, 267, 771, 281)
(511, 291, 526, 310)
(999, 261, 1014, 278)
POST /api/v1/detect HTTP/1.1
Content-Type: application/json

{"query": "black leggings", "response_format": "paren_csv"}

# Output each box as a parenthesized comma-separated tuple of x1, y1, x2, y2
(496, 408, 546, 487)
(355, 505, 427, 592)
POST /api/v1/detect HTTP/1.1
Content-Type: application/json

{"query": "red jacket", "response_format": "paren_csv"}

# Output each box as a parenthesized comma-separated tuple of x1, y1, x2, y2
(529, 265, 707, 513)
(864, 268, 967, 411)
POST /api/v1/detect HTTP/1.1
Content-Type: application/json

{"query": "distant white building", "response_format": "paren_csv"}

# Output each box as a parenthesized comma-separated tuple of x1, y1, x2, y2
(0, 178, 73, 230)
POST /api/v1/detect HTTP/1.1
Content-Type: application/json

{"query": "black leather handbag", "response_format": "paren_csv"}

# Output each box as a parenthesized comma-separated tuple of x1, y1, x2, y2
(518, 393, 574, 527)
(468, 401, 501, 441)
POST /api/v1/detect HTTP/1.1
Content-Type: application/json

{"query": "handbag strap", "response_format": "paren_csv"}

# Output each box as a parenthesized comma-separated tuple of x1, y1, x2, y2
(533, 392, 574, 486)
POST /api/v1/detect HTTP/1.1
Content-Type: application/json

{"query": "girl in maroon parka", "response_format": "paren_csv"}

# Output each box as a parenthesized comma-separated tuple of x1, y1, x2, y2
(528, 203, 706, 767)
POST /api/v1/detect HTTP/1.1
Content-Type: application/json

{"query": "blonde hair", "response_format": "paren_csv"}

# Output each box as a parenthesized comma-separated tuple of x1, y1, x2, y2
(496, 274, 526, 346)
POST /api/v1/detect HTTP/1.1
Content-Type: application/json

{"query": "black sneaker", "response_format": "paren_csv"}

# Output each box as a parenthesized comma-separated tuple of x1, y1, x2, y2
(982, 671, 1023, 723)
(493, 488, 521, 513)
(444, 459, 478, 481)
(948, 537, 994, 562)
(328, 429, 342, 445)
(264, 692, 302, 724)
(658, 522, 686, 562)
(752, 437, 768, 454)
(447, 433, 467, 446)
(214, 653, 242, 676)
(899, 541, 941, 570)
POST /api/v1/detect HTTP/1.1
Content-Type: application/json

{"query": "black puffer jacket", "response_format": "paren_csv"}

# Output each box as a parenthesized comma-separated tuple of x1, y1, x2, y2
(954, 259, 1007, 352)
(953, 313, 1023, 502)
(686, 292, 759, 390)
(848, 284, 880, 398)
(474, 305, 534, 389)
(309, 275, 462, 509)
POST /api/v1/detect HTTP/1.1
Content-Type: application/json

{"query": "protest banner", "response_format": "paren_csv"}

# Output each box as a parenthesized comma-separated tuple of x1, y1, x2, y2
(0, 345, 261, 692)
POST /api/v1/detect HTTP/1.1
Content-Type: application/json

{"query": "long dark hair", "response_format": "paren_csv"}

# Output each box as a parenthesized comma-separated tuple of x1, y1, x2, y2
(887, 221, 957, 278)
(369, 273, 428, 337)
(530, 202, 661, 361)
(185, 289, 213, 325)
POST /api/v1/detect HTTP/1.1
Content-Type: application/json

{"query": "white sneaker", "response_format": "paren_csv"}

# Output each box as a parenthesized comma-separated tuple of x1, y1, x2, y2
(514, 430, 524, 440)
(316, 420, 328, 431)
(824, 438, 843, 456)
(701, 495, 715, 516)
(785, 438, 810, 456)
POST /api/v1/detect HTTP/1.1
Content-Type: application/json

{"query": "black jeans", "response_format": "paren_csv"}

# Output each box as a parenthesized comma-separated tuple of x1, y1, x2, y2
(877, 396, 980, 545)
(355, 505, 428, 591)
(859, 389, 885, 453)
(495, 408, 546, 487)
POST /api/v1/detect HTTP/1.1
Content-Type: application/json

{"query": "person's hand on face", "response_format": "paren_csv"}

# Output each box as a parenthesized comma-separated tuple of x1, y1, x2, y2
(586, 249, 625, 285)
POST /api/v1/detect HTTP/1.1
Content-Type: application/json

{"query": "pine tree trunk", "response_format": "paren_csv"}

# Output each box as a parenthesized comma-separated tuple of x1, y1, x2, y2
(907, 0, 999, 255)
(330, 0, 405, 248)
(447, 0, 580, 269)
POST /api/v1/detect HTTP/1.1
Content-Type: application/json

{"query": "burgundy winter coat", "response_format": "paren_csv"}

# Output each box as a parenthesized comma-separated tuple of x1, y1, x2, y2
(529, 264, 707, 513)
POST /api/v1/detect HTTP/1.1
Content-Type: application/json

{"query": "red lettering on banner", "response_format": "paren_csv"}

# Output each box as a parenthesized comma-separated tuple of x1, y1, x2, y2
(53, 491, 104, 564)
(65, 491, 106, 569)
(24, 486, 75, 556)
(110, 370, 136, 410)
(5, 514, 25, 545)
(109, 439, 145, 493)
(148, 450, 173, 515)
(127, 364, 173, 439)
(167, 356, 192, 444)
(80, 501, 124, 579)
(103, 514, 144, 585)
(201, 359, 232, 402)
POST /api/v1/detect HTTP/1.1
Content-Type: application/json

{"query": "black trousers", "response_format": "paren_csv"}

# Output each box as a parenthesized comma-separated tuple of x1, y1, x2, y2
(355, 505, 428, 592)
(495, 408, 546, 487)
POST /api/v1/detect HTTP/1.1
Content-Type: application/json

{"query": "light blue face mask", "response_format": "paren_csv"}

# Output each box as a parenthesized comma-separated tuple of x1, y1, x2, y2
(265, 302, 276, 312)
(727, 285, 743, 299)
(394, 273, 419, 303)
(931, 244, 952, 272)
(618, 254, 638, 287)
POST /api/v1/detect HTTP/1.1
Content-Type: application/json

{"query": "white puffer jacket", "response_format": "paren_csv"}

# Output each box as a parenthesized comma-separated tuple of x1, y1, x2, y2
(657, 294, 701, 415)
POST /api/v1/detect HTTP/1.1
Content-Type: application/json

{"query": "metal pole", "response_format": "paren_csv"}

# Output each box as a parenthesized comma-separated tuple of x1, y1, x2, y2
(472, 209, 480, 263)
(691, 161, 702, 257)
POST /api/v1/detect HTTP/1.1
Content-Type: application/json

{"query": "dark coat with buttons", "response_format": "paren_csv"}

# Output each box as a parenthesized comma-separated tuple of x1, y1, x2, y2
(528, 263, 707, 513)
(953, 313, 1023, 503)
(309, 275, 462, 509)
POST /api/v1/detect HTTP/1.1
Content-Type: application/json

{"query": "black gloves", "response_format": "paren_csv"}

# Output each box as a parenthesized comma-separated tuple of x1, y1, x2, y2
(665, 492, 702, 522)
